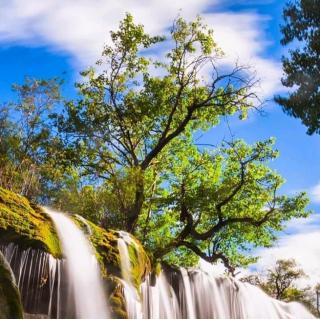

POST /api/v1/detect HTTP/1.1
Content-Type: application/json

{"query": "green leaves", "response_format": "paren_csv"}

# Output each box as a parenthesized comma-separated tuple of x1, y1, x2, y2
(42, 14, 310, 269)
(136, 138, 310, 268)
(276, 0, 320, 134)
(0, 77, 63, 200)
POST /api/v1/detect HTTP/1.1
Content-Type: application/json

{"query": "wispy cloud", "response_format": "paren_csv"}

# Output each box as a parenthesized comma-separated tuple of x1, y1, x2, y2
(248, 214, 320, 287)
(204, 12, 282, 98)
(0, 0, 281, 98)
(310, 182, 320, 203)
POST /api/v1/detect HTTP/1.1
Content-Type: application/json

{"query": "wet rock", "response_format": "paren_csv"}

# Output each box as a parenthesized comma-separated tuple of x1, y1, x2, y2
(0, 251, 23, 319)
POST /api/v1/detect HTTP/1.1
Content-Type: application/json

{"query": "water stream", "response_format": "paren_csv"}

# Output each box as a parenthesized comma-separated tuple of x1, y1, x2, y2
(44, 208, 110, 319)
(117, 235, 315, 319)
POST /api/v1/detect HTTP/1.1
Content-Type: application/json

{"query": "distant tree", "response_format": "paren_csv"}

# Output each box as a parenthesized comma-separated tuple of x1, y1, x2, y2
(0, 78, 62, 199)
(55, 14, 310, 269)
(276, 0, 320, 134)
(264, 259, 306, 300)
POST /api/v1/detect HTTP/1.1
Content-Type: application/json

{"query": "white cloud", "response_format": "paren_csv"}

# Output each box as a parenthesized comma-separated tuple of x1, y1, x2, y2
(310, 182, 320, 203)
(203, 12, 282, 98)
(0, 0, 281, 98)
(247, 214, 320, 288)
(0, 0, 210, 65)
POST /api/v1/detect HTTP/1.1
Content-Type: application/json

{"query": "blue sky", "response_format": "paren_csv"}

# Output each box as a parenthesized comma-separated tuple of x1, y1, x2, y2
(0, 0, 319, 280)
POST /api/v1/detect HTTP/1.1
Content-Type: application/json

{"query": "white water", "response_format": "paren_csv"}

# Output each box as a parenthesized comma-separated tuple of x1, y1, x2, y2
(0, 243, 60, 317)
(118, 232, 143, 319)
(1, 220, 315, 319)
(141, 272, 181, 319)
(117, 233, 315, 319)
(44, 208, 110, 319)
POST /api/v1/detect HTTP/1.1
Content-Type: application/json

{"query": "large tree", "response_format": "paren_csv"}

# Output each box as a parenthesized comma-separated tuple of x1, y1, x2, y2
(56, 14, 310, 269)
(276, 0, 320, 134)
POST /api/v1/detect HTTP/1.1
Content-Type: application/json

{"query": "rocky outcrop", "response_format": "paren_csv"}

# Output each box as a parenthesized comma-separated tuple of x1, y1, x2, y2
(0, 251, 23, 319)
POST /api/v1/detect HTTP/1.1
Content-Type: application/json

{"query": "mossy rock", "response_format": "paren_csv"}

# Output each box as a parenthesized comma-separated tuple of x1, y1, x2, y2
(0, 251, 23, 319)
(0, 188, 61, 258)
(0, 188, 151, 318)
(107, 277, 128, 319)
(74, 216, 151, 286)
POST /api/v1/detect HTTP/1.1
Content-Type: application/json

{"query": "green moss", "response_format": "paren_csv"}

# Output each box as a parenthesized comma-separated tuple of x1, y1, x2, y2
(71, 216, 120, 277)
(108, 277, 128, 319)
(125, 235, 151, 289)
(0, 251, 23, 319)
(72, 216, 151, 317)
(73, 216, 151, 284)
(0, 188, 62, 258)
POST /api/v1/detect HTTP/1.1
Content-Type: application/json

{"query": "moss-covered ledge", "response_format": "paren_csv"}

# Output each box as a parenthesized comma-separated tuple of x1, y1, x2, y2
(74, 216, 151, 286)
(0, 188, 61, 258)
(0, 187, 151, 285)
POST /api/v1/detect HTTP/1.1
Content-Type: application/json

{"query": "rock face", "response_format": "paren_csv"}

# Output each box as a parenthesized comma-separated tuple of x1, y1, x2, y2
(0, 187, 151, 319)
(0, 251, 23, 319)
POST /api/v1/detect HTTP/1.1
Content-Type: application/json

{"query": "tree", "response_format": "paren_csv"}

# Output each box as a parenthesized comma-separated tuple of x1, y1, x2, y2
(139, 138, 309, 269)
(55, 14, 310, 269)
(276, 0, 320, 134)
(0, 78, 62, 199)
(264, 259, 305, 300)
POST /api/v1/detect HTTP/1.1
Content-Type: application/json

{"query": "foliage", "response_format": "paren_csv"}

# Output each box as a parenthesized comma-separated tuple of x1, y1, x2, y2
(0, 78, 63, 200)
(50, 14, 311, 269)
(135, 138, 309, 269)
(276, 0, 320, 134)
(264, 259, 306, 300)
(55, 14, 256, 231)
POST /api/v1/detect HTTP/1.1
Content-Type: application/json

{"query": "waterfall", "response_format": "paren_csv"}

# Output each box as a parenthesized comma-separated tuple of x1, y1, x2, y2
(118, 231, 143, 319)
(0, 213, 315, 319)
(117, 236, 315, 319)
(44, 208, 110, 319)
(0, 243, 61, 317)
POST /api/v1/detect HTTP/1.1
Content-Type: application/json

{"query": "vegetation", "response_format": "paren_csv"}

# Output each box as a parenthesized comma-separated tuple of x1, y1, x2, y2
(0, 14, 311, 270)
(0, 188, 149, 319)
(0, 78, 63, 200)
(276, 0, 320, 134)
(0, 187, 150, 285)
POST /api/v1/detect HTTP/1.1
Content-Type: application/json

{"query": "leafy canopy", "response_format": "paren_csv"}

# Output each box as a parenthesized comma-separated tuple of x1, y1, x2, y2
(276, 0, 320, 134)
(0, 78, 62, 199)
(52, 14, 310, 269)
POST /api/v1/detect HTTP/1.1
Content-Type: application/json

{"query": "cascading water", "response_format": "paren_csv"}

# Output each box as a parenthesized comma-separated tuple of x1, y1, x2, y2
(44, 207, 110, 319)
(0, 243, 61, 317)
(118, 231, 143, 319)
(117, 236, 315, 319)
